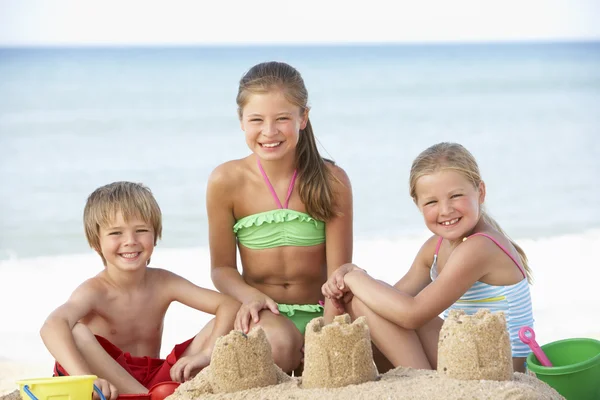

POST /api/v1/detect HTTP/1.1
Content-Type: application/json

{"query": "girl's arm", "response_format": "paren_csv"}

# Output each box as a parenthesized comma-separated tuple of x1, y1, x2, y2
(344, 239, 491, 329)
(323, 165, 353, 323)
(206, 165, 279, 333)
(392, 235, 439, 296)
(206, 165, 274, 303)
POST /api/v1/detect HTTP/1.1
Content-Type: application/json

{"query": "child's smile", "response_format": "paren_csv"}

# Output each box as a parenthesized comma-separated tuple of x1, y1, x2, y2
(99, 211, 155, 272)
(415, 169, 485, 241)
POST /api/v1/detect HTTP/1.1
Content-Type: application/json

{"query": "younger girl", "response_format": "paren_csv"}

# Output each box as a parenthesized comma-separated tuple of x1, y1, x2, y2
(323, 142, 533, 373)
(207, 61, 353, 373)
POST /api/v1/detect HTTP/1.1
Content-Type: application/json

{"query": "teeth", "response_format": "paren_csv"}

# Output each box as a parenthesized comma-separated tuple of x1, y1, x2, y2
(262, 142, 281, 148)
(121, 252, 139, 258)
(441, 218, 460, 226)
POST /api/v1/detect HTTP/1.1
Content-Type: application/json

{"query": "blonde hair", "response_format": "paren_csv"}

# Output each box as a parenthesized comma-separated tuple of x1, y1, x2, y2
(409, 142, 532, 283)
(83, 181, 162, 265)
(236, 61, 338, 221)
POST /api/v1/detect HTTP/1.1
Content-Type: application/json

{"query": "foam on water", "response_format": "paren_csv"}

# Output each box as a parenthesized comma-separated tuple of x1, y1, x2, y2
(1, 230, 598, 365)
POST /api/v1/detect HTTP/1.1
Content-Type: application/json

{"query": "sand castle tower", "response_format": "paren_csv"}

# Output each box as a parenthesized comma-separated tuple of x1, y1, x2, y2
(438, 309, 513, 381)
(302, 314, 378, 389)
(209, 327, 278, 393)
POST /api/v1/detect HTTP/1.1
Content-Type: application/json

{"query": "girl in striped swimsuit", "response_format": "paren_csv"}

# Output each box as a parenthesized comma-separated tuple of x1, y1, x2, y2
(322, 142, 534, 373)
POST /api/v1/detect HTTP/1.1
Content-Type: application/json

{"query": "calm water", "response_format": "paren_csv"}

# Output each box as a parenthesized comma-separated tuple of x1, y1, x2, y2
(1, 42, 599, 260)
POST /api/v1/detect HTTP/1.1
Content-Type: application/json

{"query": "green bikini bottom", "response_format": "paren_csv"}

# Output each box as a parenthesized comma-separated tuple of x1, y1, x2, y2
(277, 303, 324, 335)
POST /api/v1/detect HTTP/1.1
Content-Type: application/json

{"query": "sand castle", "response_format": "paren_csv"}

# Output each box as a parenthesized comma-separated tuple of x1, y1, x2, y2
(207, 327, 279, 393)
(302, 314, 378, 389)
(438, 309, 513, 381)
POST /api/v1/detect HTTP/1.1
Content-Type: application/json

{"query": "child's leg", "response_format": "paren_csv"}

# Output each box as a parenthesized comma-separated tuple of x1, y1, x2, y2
(248, 311, 304, 373)
(177, 318, 216, 357)
(371, 344, 395, 374)
(415, 316, 443, 369)
(346, 297, 434, 370)
(513, 357, 526, 373)
(179, 313, 303, 373)
(71, 323, 147, 394)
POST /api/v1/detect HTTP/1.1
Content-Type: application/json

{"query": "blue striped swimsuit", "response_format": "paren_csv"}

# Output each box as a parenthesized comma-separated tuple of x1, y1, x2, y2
(430, 233, 534, 357)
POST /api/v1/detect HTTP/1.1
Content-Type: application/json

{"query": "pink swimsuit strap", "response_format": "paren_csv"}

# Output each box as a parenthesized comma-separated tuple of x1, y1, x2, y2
(257, 159, 297, 209)
(433, 233, 526, 279)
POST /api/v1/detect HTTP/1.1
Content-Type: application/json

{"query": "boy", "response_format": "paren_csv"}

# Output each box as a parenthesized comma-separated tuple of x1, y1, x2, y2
(40, 181, 240, 400)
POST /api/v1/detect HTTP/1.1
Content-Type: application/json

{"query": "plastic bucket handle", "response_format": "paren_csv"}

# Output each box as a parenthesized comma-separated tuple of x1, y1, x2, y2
(23, 383, 107, 400)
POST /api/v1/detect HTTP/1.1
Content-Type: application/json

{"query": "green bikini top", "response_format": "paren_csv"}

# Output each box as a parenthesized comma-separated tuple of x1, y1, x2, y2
(233, 160, 326, 250)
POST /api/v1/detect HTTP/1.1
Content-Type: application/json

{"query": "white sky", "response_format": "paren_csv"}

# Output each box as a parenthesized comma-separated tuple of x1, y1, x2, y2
(1, 0, 599, 46)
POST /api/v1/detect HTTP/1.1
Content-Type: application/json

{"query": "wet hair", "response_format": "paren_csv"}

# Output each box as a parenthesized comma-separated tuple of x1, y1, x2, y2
(83, 181, 162, 266)
(236, 61, 338, 221)
(409, 142, 532, 282)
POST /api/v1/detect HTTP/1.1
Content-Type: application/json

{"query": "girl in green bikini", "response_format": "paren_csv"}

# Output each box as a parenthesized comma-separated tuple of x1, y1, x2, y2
(206, 61, 353, 373)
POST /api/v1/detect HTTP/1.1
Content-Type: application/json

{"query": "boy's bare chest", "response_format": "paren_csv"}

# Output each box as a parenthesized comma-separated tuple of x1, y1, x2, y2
(87, 292, 168, 355)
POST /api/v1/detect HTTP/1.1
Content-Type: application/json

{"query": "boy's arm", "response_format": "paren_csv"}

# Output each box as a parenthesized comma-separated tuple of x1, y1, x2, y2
(40, 281, 99, 375)
(165, 272, 240, 356)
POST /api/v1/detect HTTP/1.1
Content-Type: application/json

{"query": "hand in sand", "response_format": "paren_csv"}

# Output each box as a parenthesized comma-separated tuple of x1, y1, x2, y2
(93, 378, 118, 400)
(170, 351, 211, 382)
(235, 294, 280, 333)
(322, 263, 364, 311)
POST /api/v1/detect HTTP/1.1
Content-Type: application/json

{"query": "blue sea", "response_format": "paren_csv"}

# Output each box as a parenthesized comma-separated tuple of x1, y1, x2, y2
(1, 42, 600, 364)
(1, 42, 599, 261)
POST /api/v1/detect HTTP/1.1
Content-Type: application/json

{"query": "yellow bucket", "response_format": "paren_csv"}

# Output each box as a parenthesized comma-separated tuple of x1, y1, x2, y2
(17, 375, 104, 400)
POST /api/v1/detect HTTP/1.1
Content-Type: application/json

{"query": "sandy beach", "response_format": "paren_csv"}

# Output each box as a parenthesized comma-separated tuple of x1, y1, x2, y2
(0, 365, 564, 400)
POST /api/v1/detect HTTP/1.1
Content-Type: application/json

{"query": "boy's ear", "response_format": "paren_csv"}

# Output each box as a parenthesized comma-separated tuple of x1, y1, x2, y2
(478, 181, 486, 204)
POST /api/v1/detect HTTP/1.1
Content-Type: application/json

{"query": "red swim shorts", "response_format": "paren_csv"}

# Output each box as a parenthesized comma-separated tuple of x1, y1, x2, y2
(54, 335, 194, 389)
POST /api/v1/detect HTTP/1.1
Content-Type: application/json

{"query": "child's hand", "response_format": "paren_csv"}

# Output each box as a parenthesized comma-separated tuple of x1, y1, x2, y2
(170, 351, 211, 382)
(93, 378, 118, 400)
(322, 263, 359, 298)
(234, 294, 279, 333)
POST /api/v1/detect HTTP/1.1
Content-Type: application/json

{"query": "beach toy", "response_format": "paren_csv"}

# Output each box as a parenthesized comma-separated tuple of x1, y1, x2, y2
(526, 337, 600, 400)
(148, 381, 180, 400)
(117, 394, 151, 399)
(519, 326, 552, 367)
(17, 375, 105, 400)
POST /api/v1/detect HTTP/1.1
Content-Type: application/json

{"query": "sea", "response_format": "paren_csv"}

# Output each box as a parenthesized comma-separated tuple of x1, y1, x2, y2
(0, 42, 599, 364)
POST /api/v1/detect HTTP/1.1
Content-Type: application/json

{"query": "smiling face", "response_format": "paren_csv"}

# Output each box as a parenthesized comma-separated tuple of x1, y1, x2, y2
(414, 169, 486, 241)
(98, 211, 155, 273)
(240, 89, 308, 162)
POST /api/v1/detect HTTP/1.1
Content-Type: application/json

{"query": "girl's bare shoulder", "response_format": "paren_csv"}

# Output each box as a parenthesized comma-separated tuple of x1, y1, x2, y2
(208, 157, 253, 192)
(325, 160, 352, 188)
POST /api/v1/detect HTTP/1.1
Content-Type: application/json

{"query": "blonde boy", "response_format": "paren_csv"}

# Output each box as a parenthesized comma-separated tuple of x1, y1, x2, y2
(40, 181, 240, 400)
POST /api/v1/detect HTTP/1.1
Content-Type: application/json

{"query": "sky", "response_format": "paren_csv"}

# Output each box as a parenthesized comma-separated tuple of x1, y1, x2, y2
(0, 0, 599, 46)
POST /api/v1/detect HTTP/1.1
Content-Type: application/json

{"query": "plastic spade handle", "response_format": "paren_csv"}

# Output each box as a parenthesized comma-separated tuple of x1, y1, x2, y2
(518, 326, 553, 367)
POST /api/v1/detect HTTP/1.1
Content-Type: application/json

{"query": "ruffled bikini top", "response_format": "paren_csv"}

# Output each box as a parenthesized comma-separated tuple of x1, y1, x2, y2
(233, 159, 326, 250)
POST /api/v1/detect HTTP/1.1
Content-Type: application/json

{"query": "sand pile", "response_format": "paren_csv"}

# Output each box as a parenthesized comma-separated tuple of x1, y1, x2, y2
(163, 312, 563, 400)
(438, 309, 513, 381)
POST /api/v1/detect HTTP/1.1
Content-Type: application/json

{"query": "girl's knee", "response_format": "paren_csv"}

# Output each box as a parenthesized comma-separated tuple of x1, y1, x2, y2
(262, 325, 303, 372)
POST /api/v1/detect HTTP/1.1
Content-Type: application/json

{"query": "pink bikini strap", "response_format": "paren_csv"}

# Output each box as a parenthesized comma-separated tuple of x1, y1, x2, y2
(467, 232, 527, 279)
(434, 236, 443, 256)
(257, 159, 297, 209)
